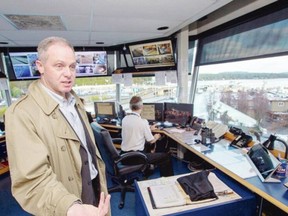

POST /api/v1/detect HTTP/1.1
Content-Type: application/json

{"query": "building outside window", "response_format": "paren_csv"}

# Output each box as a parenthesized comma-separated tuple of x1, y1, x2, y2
(193, 55, 288, 144)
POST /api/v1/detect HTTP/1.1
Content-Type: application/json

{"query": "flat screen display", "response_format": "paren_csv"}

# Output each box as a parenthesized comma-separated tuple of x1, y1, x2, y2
(164, 102, 193, 126)
(141, 103, 164, 122)
(9, 51, 108, 80)
(129, 40, 175, 69)
(75, 51, 108, 76)
(9, 52, 39, 80)
(247, 143, 281, 182)
(94, 102, 117, 119)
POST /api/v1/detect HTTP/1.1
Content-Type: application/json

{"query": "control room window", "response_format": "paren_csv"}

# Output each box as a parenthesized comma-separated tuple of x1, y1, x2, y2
(193, 55, 288, 144)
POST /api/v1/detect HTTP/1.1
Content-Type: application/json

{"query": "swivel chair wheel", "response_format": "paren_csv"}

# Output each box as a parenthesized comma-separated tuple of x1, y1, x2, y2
(118, 202, 124, 209)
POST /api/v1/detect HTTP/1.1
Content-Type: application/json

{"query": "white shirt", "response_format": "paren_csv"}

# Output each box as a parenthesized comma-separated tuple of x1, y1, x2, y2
(40, 83, 98, 180)
(121, 112, 154, 151)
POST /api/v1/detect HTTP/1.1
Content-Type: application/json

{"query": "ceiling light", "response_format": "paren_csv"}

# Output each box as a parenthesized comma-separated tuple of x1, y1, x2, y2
(0, 42, 8, 45)
(4, 14, 66, 30)
(157, 26, 169, 31)
(96, 42, 104, 45)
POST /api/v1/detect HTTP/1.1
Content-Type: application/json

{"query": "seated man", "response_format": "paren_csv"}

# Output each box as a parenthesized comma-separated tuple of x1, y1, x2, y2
(120, 96, 174, 177)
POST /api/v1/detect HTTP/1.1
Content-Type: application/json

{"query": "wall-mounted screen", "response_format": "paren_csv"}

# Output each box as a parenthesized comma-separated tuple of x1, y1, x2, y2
(128, 39, 175, 69)
(9, 52, 39, 80)
(164, 102, 193, 126)
(9, 50, 108, 80)
(75, 51, 108, 76)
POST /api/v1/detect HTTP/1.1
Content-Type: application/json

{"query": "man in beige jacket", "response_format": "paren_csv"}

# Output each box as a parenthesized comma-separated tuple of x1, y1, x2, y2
(5, 36, 110, 216)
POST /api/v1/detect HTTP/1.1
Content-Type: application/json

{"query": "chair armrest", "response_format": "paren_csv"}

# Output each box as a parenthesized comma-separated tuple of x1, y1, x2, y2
(112, 138, 122, 144)
(115, 151, 148, 165)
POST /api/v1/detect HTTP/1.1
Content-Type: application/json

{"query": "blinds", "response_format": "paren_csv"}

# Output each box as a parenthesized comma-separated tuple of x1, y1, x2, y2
(196, 6, 288, 66)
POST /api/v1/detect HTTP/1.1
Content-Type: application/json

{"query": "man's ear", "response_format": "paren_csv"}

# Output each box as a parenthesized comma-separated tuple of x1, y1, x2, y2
(36, 60, 44, 74)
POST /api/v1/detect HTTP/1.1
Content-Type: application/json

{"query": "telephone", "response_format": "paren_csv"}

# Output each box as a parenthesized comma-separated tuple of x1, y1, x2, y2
(188, 116, 204, 131)
(230, 133, 252, 148)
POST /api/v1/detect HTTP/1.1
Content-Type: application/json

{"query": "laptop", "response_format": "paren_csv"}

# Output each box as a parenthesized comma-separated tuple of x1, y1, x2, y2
(246, 143, 281, 183)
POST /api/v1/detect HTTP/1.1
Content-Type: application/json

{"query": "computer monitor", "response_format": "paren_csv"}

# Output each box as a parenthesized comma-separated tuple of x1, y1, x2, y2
(94, 102, 117, 122)
(246, 143, 281, 183)
(141, 103, 164, 122)
(164, 102, 193, 126)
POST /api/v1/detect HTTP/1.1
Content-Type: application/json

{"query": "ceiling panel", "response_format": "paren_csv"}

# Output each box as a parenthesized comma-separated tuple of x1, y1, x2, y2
(0, 0, 236, 47)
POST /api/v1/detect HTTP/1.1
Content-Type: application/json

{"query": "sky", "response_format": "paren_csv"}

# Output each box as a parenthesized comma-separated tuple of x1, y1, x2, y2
(200, 55, 288, 74)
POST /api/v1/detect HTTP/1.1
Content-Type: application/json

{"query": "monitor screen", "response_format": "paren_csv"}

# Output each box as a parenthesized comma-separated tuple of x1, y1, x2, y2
(164, 102, 193, 126)
(94, 102, 117, 119)
(128, 39, 176, 69)
(75, 51, 108, 76)
(9, 50, 108, 80)
(247, 143, 281, 182)
(9, 52, 39, 80)
(141, 103, 164, 122)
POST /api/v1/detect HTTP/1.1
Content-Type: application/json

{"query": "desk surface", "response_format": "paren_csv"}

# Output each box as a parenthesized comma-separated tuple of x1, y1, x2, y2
(159, 127, 288, 213)
(100, 123, 288, 213)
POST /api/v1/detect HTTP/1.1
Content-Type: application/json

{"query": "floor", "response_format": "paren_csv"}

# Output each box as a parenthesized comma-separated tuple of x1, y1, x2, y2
(0, 156, 190, 216)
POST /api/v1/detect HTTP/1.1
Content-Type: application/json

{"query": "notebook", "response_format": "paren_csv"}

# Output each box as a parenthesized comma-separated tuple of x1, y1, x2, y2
(245, 143, 281, 183)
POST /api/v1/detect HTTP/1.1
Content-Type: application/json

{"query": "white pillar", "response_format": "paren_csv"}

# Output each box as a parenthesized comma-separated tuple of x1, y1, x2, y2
(177, 26, 189, 103)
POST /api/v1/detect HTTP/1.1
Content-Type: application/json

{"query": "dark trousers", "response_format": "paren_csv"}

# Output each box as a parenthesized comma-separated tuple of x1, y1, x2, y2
(144, 151, 174, 177)
(121, 146, 174, 177)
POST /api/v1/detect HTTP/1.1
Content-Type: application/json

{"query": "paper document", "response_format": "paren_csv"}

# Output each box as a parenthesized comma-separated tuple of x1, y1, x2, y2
(148, 184, 186, 208)
(208, 172, 233, 194)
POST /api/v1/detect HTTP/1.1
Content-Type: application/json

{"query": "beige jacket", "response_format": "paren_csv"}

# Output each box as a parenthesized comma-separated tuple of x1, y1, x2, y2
(5, 80, 109, 215)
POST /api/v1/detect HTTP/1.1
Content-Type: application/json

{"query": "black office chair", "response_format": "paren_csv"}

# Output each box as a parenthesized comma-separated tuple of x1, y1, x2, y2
(91, 122, 148, 209)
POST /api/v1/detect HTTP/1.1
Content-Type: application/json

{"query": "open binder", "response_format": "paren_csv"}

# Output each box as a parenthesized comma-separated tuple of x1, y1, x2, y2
(148, 184, 186, 209)
(147, 171, 235, 209)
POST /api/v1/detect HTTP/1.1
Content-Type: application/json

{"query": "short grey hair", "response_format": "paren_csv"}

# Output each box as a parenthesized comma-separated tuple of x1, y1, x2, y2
(37, 36, 75, 62)
(129, 96, 143, 111)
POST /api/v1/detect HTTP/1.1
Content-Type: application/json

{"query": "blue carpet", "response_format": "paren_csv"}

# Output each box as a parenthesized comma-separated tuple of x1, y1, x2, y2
(0, 156, 190, 216)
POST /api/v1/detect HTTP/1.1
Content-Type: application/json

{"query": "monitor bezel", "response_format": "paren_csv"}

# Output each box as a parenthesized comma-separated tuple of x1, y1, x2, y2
(246, 143, 281, 182)
(128, 37, 177, 71)
(8, 50, 109, 81)
(164, 102, 194, 126)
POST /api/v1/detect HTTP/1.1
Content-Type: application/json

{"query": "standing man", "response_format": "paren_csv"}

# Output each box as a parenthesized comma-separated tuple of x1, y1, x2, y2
(5, 36, 110, 216)
(121, 96, 174, 177)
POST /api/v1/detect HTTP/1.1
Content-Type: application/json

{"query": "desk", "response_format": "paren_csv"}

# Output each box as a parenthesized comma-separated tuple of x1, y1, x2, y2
(100, 123, 288, 213)
(99, 123, 121, 137)
(0, 135, 8, 175)
(160, 127, 288, 213)
(135, 170, 256, 216)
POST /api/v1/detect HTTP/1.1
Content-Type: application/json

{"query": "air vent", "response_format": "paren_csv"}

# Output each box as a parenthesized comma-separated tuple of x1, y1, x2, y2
(4, 15, 66, 30)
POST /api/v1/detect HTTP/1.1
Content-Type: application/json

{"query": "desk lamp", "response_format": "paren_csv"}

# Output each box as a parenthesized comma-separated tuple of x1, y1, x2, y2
(263, 134, 277, 151)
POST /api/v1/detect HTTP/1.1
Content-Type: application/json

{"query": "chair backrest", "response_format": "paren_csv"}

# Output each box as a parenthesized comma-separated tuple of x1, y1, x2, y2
(91, 122, 118, 176)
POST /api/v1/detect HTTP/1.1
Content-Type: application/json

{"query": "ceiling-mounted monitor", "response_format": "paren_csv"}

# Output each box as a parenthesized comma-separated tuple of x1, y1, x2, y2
(8, 50, 108, 81)
(9, 52, 39, 80)
(128, 39, 176, 70)
(75, 51, 108, 76)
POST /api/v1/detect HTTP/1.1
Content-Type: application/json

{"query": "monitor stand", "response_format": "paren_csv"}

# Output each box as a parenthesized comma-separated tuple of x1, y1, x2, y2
(264, 176, 281, 183)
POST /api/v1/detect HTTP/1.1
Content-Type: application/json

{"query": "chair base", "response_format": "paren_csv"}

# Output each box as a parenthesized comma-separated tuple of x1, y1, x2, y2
(108, 176, 138, 209)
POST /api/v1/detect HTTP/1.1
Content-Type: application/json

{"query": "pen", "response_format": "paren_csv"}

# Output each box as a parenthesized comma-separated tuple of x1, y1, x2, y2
(216, 190, 234, 196)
